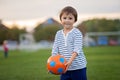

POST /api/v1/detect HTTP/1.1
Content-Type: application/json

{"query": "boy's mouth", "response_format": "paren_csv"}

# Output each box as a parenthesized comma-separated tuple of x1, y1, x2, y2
(64, 24, 71, 28)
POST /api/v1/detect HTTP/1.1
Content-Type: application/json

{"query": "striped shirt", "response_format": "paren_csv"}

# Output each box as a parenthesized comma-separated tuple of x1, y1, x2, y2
(52, 28, 87, 70)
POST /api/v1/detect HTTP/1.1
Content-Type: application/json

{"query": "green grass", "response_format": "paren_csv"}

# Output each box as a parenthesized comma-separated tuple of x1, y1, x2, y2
(0, 46, 120, 80)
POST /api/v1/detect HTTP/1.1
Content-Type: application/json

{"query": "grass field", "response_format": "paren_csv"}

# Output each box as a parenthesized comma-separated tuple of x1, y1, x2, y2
(0, 46, 120, 80)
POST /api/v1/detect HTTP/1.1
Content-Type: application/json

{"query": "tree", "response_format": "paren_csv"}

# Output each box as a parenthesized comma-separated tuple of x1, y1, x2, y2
(78, 18, 120, 32)
(34, 25, 61, 42)
(0, 20, 9, 44)
(33, 18, 62, 42)
(7, 25, 26, 43)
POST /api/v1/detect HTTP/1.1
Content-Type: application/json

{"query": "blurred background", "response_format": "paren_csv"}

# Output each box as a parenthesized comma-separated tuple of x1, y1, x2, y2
(0, 0, 120, 50)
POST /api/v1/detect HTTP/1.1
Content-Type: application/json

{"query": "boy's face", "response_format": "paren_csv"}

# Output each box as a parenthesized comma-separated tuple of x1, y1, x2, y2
(61, 13, 75, 29)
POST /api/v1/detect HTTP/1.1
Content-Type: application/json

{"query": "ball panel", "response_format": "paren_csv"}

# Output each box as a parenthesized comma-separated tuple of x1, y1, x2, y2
(58, 68, 64, 73)
(50, 61, 56, 67)
(59, 57, 65, 63)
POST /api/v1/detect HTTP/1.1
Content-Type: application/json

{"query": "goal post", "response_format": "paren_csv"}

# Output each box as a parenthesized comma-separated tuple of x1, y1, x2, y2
(83, 31, 120, 47)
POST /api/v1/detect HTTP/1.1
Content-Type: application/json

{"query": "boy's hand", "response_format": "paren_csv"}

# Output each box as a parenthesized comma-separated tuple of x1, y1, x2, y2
(64, 61, 72, 73)
(64, 52, 78, 73)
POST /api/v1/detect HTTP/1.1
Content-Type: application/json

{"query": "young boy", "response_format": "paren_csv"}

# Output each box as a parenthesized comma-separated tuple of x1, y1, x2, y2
(3, 40, 9, 58)
(52, 6, 87, 80)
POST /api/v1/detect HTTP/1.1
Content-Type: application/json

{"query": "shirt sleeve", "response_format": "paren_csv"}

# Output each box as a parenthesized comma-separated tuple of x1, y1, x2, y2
(52, 32, 59, 56)
(73, 30, 83, 55)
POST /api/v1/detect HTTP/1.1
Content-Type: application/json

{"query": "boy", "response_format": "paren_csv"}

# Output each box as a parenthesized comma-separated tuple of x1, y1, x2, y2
(3, 40, 9, 58)
(52, 6, 87, 80)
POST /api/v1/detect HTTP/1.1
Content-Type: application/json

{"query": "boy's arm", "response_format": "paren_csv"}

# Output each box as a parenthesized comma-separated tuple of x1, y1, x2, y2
(73, 30, 83, 55)
(51, 32, 59, 56)
(64, 30, 83, 72)
(64, 52, 77, 73)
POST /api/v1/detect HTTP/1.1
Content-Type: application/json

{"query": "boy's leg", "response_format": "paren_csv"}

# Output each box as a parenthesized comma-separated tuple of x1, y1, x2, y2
(60, 71, 72, 80)
(4, 52, 8, 58)
(71, 68, 87, 80)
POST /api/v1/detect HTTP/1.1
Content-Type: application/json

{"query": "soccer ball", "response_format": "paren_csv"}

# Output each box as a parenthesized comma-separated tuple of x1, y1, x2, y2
(47, 55, 67, 75)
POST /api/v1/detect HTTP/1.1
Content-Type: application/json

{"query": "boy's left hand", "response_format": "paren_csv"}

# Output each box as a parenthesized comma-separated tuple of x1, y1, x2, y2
(63, 52, 78, 73)
(64, 61, 72, 73)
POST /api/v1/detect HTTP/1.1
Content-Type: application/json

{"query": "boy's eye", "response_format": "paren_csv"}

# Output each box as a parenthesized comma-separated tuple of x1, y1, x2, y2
(69, 17, 72, 20)
(63, 17, 66, 19)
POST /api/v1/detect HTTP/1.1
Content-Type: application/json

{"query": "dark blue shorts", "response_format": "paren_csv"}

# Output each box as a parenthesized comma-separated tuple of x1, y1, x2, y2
(60, 68, 87, 80)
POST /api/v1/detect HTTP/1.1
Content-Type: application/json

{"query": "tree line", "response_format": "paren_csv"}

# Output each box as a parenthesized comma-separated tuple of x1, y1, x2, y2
(0, 18, 120, 44)
(78, 18, 120, 33)
(0, 24, 26, 44)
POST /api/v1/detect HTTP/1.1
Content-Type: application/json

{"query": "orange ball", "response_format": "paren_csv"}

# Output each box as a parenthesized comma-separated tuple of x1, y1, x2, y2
(47, 55, 67, 75)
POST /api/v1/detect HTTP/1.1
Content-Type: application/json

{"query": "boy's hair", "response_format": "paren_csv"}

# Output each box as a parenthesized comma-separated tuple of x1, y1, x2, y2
(59, 6, 78, 22)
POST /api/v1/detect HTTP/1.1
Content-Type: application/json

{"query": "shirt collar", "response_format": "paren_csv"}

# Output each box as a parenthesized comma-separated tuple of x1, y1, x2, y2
(62, 28, 75, 35)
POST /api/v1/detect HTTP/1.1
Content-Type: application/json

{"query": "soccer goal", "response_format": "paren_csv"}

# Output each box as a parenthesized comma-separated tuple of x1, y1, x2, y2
(83, 31, 120, 47)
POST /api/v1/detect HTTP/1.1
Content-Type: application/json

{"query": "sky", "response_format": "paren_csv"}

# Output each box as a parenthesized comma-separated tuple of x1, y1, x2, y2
(0, 0, 120, 31)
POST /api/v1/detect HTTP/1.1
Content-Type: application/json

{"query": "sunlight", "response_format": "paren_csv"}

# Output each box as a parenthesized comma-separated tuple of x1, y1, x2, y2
(2, 18, 46, 32)
(2, 13, 120, 32)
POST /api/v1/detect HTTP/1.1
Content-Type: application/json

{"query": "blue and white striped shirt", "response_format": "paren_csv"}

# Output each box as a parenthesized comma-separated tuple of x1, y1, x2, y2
(52, 28, 87, 70)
